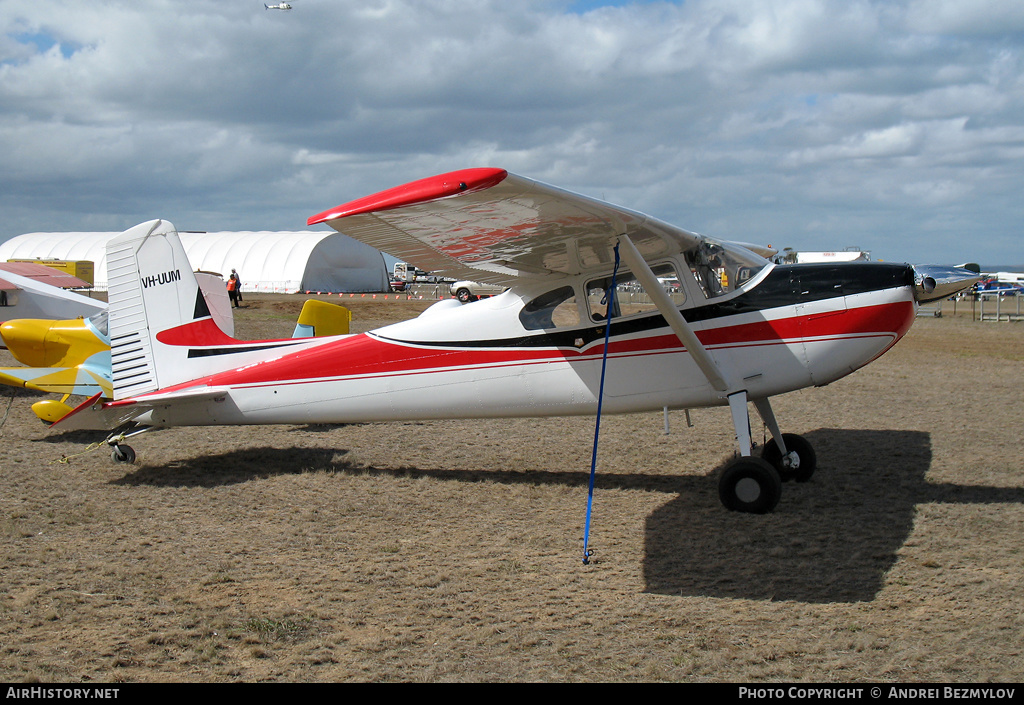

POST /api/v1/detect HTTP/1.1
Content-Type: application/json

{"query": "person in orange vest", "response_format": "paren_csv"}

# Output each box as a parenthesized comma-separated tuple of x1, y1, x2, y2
(231, 268, 242, 303)
(226, 272, 240, 307)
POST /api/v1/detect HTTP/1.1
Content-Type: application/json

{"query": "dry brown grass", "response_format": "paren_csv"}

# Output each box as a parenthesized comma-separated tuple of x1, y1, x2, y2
(1, 295, 1022, 682)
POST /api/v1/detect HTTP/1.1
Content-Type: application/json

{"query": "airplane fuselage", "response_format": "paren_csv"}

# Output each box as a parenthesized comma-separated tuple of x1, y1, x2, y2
(127, 262, 916, 428)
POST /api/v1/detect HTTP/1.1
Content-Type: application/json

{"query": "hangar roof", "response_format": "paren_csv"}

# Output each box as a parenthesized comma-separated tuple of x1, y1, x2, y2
(0, 230, 389, 293)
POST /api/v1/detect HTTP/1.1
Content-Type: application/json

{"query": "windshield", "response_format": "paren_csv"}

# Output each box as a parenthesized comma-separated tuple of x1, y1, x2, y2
(684, 237, 769, 299)
(86, 310, 109, 337)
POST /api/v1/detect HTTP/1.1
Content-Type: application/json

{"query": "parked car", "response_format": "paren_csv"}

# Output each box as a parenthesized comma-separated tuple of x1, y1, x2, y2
(390, 280, 408, 292)
(450, 280, 507, 302)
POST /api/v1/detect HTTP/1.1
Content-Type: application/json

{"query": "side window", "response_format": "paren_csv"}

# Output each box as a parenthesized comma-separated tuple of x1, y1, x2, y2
(586, 263, 684, 321)
(519, 286, 581, 330)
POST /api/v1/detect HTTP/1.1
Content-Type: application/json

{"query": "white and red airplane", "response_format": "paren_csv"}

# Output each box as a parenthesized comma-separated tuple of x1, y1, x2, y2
(50, 168, 978, 513)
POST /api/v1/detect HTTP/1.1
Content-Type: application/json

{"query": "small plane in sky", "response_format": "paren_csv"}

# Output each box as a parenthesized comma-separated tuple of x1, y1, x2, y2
(264, 2, 292, 10)
(49, 168, 979, 514)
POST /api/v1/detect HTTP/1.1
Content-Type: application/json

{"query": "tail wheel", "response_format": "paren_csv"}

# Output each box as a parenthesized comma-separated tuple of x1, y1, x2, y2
(760, 433, 816, 483)
(719, 457, 782, 514)
(111, 444, 136, 464)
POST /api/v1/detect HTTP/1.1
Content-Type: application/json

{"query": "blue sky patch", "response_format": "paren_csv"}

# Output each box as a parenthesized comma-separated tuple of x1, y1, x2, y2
(11, 31, 78, 59)
(568, 0, 677, 13)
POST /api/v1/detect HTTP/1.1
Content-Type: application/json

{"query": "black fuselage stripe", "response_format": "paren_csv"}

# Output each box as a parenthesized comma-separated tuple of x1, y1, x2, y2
(185, 342, 301, 358)
(378, 263, 915, 350)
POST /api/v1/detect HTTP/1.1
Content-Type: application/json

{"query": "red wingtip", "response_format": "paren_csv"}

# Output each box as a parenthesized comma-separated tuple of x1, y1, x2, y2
(307, 167, 508, 226)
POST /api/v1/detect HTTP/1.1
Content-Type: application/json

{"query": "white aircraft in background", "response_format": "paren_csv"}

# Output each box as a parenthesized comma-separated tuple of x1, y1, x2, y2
(0, 267, 104, 325)
(265, 3, 292, 10)
(50, 168, 979, 515)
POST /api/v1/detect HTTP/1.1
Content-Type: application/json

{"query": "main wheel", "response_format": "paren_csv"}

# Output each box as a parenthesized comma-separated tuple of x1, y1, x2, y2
(455, 288, 474, 303)
(760, 433, 816, 483)
(111, 444, 136, 464)
(718, 457, 782, 514)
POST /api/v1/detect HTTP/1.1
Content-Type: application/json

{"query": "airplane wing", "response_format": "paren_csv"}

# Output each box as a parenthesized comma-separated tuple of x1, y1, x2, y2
(0, 269, 105, 322)
(307, 168, 710, 286)
(0, 365, 112, 398)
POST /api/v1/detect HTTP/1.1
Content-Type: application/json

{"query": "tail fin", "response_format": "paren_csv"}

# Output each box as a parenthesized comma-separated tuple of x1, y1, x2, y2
(292, 299, 351, 338)
(107, 219, 233, 399)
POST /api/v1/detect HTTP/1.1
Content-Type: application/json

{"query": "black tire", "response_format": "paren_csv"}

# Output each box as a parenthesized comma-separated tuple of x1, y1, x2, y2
(760, 433, 816, 483)
(111, 444, 136, 464)
(455, 288, 474, 303)
(719, 457, 782, 514)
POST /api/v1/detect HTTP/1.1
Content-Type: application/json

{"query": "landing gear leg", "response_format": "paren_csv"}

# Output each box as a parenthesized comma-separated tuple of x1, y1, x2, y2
(720, 391, 782, 513)
(728, 390, 753, 457)
(753, 398, 816, 483)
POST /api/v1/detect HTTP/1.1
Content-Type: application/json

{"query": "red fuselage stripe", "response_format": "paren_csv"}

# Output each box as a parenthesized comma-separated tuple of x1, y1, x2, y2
(147, 300, 914, 395)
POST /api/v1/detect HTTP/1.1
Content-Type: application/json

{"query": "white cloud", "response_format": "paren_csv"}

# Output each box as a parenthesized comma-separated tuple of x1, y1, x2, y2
(0, 0, 1021, 265)
(906, 0, 1024, 36)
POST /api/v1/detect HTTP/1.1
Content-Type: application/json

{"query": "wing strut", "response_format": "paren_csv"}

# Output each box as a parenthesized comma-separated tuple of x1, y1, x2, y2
(616, 235, 730, 392)
(617, 235, 763, 457)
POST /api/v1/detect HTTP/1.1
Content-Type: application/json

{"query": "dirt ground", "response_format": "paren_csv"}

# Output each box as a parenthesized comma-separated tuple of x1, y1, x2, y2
(1, 293, 1022, 683)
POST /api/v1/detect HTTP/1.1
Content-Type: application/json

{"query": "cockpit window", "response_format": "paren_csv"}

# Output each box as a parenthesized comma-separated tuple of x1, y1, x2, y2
(520, 286, 581, 330)
(87, 310, 109, 337)
(586, 263, 683, 321)
(684, 237, 768, 299)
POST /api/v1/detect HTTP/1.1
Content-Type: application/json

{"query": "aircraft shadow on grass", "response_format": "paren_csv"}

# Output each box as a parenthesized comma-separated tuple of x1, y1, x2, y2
(644, 428, 1024, 603)
(41, 425, 1024, 604)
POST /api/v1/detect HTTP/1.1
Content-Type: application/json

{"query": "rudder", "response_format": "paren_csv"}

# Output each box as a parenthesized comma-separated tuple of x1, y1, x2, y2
(107, 219, 220, 399)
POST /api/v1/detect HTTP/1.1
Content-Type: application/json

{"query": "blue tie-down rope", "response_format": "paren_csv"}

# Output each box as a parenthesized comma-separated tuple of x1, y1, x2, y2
(582, 243, 620, 565)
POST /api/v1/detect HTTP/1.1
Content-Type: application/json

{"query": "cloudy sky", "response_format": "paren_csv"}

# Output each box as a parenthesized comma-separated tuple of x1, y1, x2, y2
(2, 0, 1022, 266)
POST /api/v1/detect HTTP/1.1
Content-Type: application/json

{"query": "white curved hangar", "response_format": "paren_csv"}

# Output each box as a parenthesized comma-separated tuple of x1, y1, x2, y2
(0, 230, 390, 293)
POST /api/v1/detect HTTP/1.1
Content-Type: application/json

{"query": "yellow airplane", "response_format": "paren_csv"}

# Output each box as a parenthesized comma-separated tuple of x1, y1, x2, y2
(0, 298, 351, 423)
(0, 313, 111, 422)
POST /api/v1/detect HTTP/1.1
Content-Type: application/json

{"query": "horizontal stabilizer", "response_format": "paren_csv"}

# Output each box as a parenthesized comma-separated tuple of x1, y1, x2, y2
(52, 385, 234, 432)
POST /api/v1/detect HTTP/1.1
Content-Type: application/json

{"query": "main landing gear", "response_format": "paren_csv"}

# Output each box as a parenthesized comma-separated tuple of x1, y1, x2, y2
(717, 393, 817, 514)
